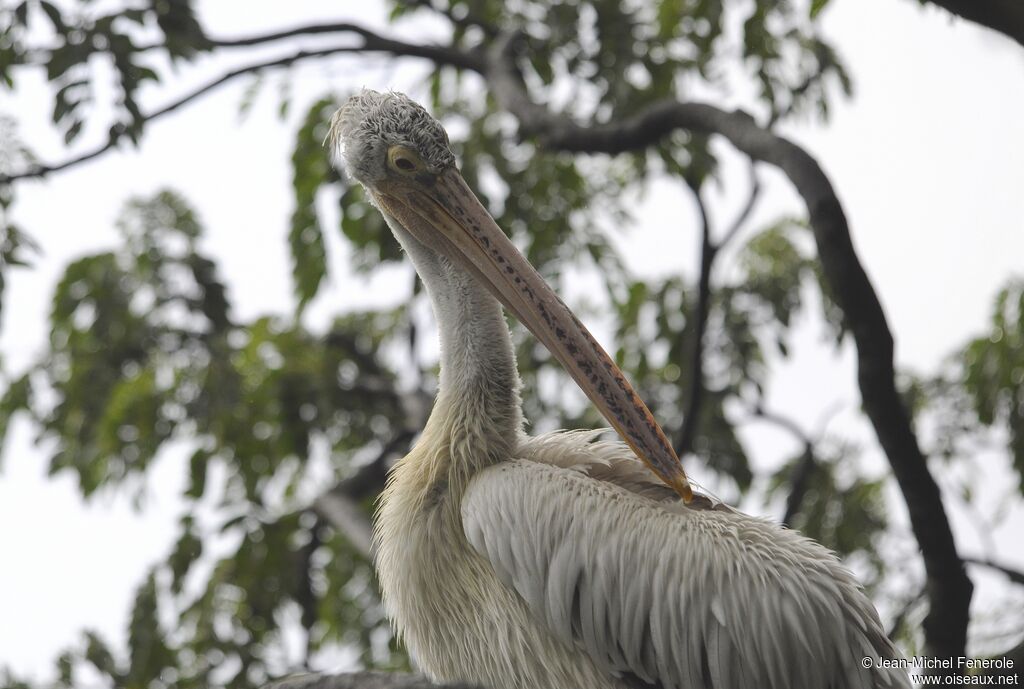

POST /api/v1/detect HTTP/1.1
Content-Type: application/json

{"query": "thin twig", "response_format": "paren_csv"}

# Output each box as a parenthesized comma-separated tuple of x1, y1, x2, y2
(25, 21, 480, 59)
(964, 557, 1024, 586)
(747, 403, 813, 444)
(745, 403, 818, 526)
(719, 162, 762, 248)
(205, 22, 484, 70)
(887, 587, 926, 641)
(781, 448, 816, 527)
(208, 23, 390, 49)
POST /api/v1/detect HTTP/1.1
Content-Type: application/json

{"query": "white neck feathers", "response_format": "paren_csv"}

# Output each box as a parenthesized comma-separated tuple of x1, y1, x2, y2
(386, 213, 523, 497)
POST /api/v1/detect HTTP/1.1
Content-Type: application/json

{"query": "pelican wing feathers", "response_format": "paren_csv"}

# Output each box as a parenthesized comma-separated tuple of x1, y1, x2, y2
(462, 431, 910, 689)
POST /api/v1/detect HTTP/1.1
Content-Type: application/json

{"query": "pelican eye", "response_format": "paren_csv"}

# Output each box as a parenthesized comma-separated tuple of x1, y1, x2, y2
(388, 146, 424, 174)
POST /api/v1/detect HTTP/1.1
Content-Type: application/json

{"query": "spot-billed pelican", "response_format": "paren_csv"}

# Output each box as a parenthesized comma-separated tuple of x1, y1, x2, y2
(328, 90, 909, 689)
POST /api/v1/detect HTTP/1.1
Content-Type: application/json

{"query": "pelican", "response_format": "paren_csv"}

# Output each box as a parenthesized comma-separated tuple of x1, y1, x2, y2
(329, 90, 909, 689)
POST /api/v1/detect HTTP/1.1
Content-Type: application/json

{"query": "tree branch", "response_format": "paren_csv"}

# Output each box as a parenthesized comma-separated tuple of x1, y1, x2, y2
(915, 0, 1024, 47)
(887, 586, 926, 641)
(206, 23, 411, 49)
(719, 163, 762, 248)
(964, 557, 1024, 586)
(26, 21, 482, 64)
(314, 430, 416, 559)
(2, 25, 482, 185)
(674, 165, 762, 459)
(745, 404, 819, 527)
(483, 32, 972, 660)
(674, 182, 715, 458)
(781, 448, 816, 528)
(263, 672, 480, 689)
(206, 22, 485, 70)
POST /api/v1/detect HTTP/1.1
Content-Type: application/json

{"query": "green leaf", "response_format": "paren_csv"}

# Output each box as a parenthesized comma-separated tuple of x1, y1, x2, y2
(63, 118, 83, 144)
(125, 571, 173, 686)
(186, 254, 230, 332)
(153, 0, 209, 58)
(46, 43, 88, 82)
(238, 75, 264, 120)
(288, 207, 326, 312)
(810, 0, 833, 19)
(1, 224, 40, 334)
(288, 97, 338, 309)
(186, 448, 209, 499)
(961, 280, 1024, 488)
(56, 651, 74, 686)
(740, 219, 809, 327)
(768, 447, 887, 575)
(95, 366, 173, 480)
(169, 516, 202, 594)
(338, 184, 400, 270)
(38, 1, 65, 31)
(13, 1, 28, 26)
(695, 393, 752, 490)
(82, 631, 119, 680)
(0, 373, 31, 469)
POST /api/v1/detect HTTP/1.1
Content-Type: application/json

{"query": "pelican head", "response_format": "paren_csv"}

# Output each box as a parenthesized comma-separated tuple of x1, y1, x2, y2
(331, 90, 455, 187)
(329, 90, 692, 501)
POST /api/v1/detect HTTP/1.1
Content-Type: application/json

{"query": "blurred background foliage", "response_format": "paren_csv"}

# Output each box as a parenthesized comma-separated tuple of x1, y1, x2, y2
(0, 0, 1022, 687)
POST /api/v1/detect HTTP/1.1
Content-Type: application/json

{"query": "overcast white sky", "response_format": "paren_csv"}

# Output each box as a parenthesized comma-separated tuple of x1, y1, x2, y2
(1, 0, 1023, 681)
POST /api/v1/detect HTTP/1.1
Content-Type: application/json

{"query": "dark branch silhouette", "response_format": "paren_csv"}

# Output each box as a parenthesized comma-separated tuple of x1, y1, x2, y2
(205, 21, 485, 70)
(674, 164, 762, 458)
(965, 557, 1024, 586)
(4, 48, 353, 184)
(674, 182, 715, 458)
(2, 26, 482, 185)
(720, 163, 762, 248)
(747, 404, 820, 527)
(915, 0, 1024, 47)
(782, 449, 818, 528)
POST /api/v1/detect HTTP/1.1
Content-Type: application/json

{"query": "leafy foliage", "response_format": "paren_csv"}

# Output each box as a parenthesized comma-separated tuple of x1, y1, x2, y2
(290, 98, 338, 311)
(1, 1, 1021, 687)
(1, 115, 39, 329)
(0, 222, 37, 332)
(963, 282, 1024, 483)
(1, 191, 407, 685)
(401, 0, 850, 124)
(901, 280, 1024, 502)
(942, 281, 1024, 489)
(766, 444, 889, 587)
(1, 0, 208, 144)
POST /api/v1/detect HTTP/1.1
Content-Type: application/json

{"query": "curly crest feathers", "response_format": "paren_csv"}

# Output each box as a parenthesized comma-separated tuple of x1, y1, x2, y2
(328, 89, 455, 185)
